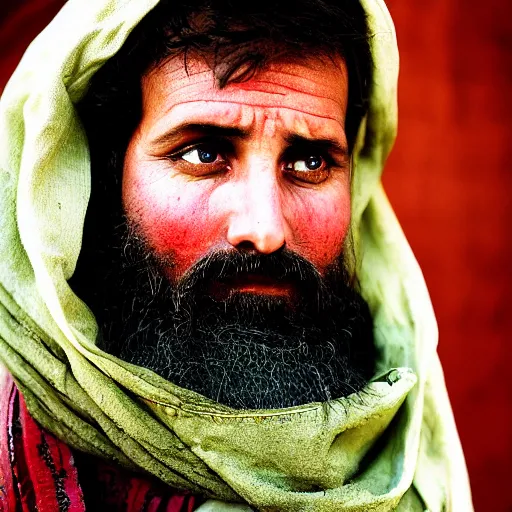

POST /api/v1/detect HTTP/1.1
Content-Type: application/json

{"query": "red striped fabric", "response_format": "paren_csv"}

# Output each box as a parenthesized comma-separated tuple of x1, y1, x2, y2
(0, 373, 17, 512)
(0, 373, 199, 512)
(19, 394, 85, 512)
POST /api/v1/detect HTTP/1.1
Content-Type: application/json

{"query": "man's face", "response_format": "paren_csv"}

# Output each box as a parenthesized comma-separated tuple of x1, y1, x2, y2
(84, 54, 374, 410)
(123, 55, 351, 290)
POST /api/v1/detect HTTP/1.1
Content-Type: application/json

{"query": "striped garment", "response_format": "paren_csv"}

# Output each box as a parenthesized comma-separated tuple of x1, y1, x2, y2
(0, 374, 199, 512)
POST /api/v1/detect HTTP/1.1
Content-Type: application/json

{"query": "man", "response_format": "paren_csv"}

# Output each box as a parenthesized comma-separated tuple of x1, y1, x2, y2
(0, 0, 472, 510)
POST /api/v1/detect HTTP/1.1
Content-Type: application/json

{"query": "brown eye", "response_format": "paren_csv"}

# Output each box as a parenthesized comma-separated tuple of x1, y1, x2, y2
(284, 155, 330, 184)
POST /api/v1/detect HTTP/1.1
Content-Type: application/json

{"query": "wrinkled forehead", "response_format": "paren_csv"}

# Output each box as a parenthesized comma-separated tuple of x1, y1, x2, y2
(140, 54, 349, 130)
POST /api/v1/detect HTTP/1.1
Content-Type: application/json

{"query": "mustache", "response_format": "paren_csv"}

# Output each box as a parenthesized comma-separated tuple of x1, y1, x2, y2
(175, 247, 325, 292)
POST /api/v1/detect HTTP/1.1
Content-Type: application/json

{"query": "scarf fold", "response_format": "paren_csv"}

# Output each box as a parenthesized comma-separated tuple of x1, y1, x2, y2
(0, 0, 473, 510)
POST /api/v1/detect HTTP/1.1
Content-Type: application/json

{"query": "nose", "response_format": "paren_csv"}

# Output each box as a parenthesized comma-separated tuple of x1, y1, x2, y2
(226, 165, 286, 254)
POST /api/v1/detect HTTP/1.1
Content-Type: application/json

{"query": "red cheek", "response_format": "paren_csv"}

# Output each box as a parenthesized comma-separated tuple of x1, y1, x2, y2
(287, 194, 350, 273)
(132, 196, 225, 278)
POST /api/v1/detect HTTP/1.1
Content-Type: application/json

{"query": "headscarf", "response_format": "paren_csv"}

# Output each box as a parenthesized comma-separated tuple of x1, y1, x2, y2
(0, 0, 473, 509)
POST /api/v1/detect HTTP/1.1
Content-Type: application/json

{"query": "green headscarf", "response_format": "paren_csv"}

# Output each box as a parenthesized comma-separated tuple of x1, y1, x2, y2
(0, 0, 473, 510)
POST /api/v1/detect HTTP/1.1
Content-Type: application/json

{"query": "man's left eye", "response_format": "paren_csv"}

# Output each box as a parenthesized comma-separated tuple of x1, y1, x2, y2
(284, 155, 330, 184)
(181, 146, 220, 164)
(290, 156, 324, 171)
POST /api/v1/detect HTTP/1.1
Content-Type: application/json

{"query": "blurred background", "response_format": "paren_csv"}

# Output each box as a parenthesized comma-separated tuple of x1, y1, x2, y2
(1, 0, 510, 510)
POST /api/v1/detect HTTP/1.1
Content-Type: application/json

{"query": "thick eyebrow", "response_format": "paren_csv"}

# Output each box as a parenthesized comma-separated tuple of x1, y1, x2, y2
(285, 134, 349, 158)
(150, 123, 248, 149)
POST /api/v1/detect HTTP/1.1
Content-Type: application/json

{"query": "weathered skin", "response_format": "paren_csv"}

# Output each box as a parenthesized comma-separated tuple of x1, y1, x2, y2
(123, 55, 350, 295)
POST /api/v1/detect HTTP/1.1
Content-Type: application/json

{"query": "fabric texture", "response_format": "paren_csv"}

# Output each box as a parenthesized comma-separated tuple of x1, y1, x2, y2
(0, 372, 86, 512)
(0, 0, 473, 510)
(0, 373, 198, 512)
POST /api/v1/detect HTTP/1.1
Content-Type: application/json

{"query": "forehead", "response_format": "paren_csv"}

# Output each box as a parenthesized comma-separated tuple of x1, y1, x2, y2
(140, 55, 349, 139)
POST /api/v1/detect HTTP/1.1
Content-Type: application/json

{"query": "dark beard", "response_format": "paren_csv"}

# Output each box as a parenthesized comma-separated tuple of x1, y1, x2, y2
(71, 220, 376, 410)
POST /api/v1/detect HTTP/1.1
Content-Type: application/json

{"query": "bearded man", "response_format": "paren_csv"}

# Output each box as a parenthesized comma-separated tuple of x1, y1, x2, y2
(0, 0, 473, 510)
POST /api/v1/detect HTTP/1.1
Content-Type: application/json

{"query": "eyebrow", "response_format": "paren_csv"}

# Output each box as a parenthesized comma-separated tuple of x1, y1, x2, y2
(285, 134, 348, 158)
(150, 123, 248, 149)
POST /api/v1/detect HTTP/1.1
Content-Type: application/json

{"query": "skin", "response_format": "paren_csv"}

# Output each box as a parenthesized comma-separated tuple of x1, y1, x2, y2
(123, 55, 351, 296)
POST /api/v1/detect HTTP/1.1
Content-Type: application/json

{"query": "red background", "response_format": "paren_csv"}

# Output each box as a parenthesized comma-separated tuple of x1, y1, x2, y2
(1, 1, 511, 510)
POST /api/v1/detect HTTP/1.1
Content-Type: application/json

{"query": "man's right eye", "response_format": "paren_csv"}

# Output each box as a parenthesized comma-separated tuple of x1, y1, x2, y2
(167, 141, 230, 177)
(181, 146, 220, 164)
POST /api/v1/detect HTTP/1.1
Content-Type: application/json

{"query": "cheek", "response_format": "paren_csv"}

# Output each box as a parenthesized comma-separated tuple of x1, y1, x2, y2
(122, 162, 224, 277)
(287, 188, 351, 272)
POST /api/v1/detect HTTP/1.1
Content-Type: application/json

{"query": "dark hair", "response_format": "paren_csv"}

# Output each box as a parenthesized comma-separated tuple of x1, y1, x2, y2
(79, 0, 372, 165)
